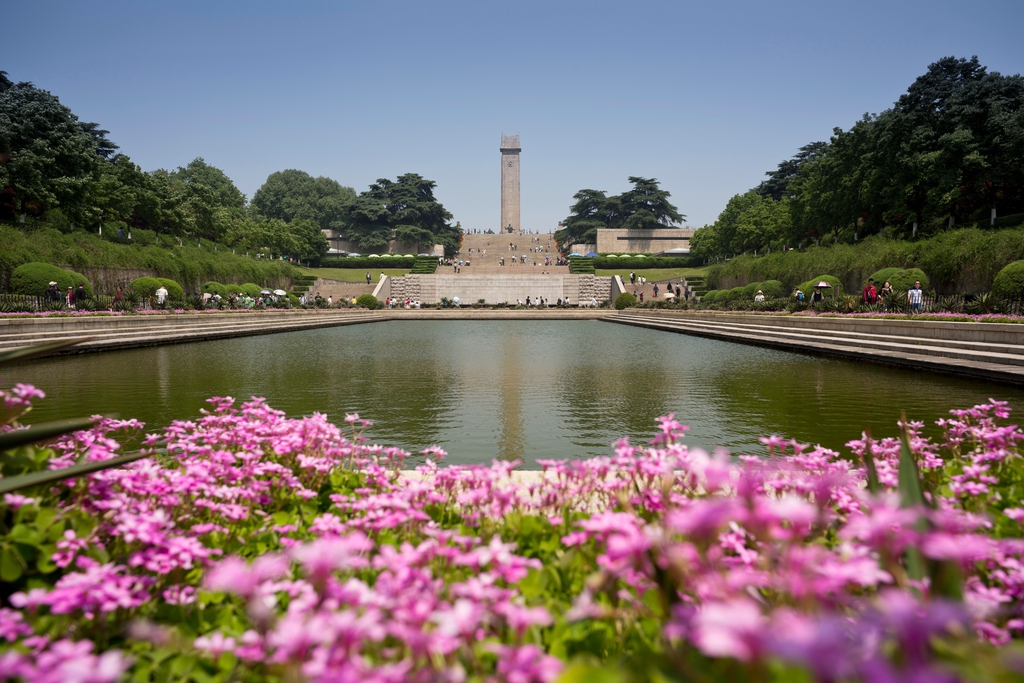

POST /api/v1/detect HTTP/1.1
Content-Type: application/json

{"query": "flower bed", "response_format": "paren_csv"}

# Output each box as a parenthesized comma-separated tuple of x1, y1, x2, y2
(1, 384, 1024, 681)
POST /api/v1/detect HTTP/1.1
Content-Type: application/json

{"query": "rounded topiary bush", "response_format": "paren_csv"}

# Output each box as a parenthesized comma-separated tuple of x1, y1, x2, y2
(615, 292, 637, 310)
(129, 277, 161, 298)
(759, 280, 786, 299)
(132, 277, 184, 300)
(991, 261, 1024, 299)
(226, 284, 246, 295)
(355, 294, 378, 309)
(796, 275, 843, 299)
(726, 286, 745, 301)
(241, 283, 263, 298)
(702, 290, 719, 303)
(741, 282, 762, 299)
(867, 267, 929, 292)
(11, 262, 93, 297)
(203, 281, 230, 298)
(157, 279, 183, 300)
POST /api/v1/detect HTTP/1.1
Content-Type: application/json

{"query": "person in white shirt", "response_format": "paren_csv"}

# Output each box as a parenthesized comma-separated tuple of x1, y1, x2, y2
(155, 285, 168, 306)
(908, 280, 923, 312)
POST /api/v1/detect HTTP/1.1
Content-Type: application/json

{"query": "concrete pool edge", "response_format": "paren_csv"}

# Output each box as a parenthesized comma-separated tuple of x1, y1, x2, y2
(606, 310, 1024, 386)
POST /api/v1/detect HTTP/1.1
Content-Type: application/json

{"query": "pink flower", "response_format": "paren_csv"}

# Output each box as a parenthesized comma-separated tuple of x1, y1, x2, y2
(691, 599, 767, 661)
(195, 632, 237, 658)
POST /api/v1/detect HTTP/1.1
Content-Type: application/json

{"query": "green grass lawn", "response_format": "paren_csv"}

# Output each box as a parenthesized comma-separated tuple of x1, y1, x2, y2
(595, 267, 707, 282)
(299, 267, 412, 282)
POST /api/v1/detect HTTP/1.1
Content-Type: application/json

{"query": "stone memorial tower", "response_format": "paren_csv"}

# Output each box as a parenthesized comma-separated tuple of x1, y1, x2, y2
(500, 134, 521, 233)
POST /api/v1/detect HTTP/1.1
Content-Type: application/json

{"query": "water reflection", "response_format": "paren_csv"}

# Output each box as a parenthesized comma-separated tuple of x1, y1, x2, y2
(10, 320, 1024, 467)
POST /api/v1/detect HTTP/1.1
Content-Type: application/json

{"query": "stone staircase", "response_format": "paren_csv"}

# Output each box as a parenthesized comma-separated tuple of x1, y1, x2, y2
(607, 311, 1024, 384)
(457, 231, 564, 274)
(0, 309, 377, 355)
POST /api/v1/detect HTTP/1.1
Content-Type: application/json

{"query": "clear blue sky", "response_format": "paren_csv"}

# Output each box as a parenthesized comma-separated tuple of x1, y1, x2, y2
(4, 0, 1022, 230)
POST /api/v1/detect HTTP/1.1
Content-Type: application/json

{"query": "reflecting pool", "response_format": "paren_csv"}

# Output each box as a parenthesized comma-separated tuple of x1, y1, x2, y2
(11, 320, 1024, 467)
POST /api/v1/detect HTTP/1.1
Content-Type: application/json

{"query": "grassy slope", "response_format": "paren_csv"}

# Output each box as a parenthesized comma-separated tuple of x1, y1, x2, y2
(704, 226, 1024, 294)
(298, 267, 412, 282)
(595, 267, 707, 281)
(0, 223, 298, 291)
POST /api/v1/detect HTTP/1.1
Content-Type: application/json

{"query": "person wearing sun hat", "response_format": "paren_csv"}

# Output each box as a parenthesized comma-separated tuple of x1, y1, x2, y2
(44, 281, 60, 304)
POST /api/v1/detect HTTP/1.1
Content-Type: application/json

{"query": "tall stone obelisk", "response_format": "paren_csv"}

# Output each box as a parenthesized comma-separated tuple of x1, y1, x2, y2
(500, 134, 521, 233)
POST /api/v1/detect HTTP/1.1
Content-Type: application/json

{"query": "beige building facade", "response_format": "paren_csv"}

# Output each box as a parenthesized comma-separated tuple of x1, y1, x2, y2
(500, 134, 521, 233)
(595, 228, 694, 254)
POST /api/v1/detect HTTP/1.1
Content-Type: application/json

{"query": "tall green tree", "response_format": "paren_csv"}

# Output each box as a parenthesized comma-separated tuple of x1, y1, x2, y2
(251, 169, 355, 232)
(345, 173, 459, 255)
(169, 157, 246, 210)
(619, 176, 685, 229)
(556, 177, 684, 249)
(0, 83, 98, 222)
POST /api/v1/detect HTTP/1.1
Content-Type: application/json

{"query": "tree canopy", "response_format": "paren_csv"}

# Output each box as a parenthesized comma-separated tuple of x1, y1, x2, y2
(345, 173, 460, 255)
(251, 169, 355, 233)
(692, 56, 1024, 261)
(556, 177, 684, 248)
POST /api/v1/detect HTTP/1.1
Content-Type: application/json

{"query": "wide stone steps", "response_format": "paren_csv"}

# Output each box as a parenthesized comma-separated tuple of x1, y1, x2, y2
(0, 311, 377, 354)
(608, 312, 1024, 384)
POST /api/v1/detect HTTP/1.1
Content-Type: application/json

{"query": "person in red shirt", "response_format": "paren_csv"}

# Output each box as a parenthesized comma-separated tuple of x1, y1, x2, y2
(862, 278, 878, 304)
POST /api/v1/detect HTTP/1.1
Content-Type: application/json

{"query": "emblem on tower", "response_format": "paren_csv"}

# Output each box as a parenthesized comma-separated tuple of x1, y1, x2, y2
(500, 134, 521, 234)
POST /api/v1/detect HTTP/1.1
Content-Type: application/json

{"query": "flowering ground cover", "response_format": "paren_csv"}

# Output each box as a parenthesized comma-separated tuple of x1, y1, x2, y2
(2, 382, 1024, 681)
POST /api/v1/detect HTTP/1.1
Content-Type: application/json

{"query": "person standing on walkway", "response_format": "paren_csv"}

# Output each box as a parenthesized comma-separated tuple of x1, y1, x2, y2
(909, 280, 923, 312)
(862, 278, 878, 305)
(155, 284, 168, 306)
(45, 281, 60, 305)
(366, 272, 372, 285)
(74, 283, 88, 308)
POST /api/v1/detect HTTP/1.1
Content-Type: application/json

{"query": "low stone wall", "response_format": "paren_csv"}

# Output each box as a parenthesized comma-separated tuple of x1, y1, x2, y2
(624, 310, 1024, 345)
(385, 274, 612, 304)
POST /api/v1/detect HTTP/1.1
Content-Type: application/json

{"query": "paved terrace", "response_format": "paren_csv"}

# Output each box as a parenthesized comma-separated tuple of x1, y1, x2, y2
(607, 310, 1024, 386)
(0, 308, 608, 356)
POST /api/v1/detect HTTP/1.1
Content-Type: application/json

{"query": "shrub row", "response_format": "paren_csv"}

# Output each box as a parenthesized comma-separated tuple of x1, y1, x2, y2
(9, 262, 93, 297)
(319, 256, 417, 269)
(594, 256, 693, 269)
(129, 277, 183, 300)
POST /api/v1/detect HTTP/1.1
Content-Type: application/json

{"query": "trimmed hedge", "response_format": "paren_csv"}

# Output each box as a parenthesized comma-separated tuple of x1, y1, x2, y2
(10, 262, 93, 297)
(355, 294, 378, 309)
(594, 256, 695, 269)
(614, 292, 637, 309)
(130, 277, 183, 300)
(759, 280, 786, 299)
(202, 281, 230, 298)
(241, 283, 263, 298)
(993, 260, 1024, 298)
(702, 290, 720, 302)
(866, 267, 930, 293)
(725, 286, 745, 301)
(741, 282, 762, 299)
(796, 274, 843, 299)
(320, 256, 416, 269)
(226, 284, 246, 295)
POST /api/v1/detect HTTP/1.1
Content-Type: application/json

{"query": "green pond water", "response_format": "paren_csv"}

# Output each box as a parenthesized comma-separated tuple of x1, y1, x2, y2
(10, 320, 1024, 467)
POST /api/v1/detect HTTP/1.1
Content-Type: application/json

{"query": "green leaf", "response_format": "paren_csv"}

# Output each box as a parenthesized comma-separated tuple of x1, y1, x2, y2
(0, 338, 91, 367)
(555, 662, 626, 683)
(0, 417, 100, 453)
(0, 546, 24, 581)
(897, 424, 925, 508)
(0, 451, 149, 495)
(9, 523, 40, 545)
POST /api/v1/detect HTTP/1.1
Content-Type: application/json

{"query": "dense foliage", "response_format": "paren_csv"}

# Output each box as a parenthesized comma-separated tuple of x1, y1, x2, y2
(344, 174, 462, 256)
(692, 57, 1024, 261)
(703, 226, 1024, 294)
(0, 72, 460, 267)
(130, 277, 183, 300)
(8, 262, 92, 297)
(320, 256, 417, 268)
(0, 224, 296, 294)
(993, 261, 1024, 298)
(556, 177, 686, 249)
(2, 380, 1024, 681)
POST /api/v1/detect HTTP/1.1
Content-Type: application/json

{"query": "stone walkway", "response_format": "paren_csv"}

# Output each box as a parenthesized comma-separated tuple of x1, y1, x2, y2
(608, 310, 1024, 385)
